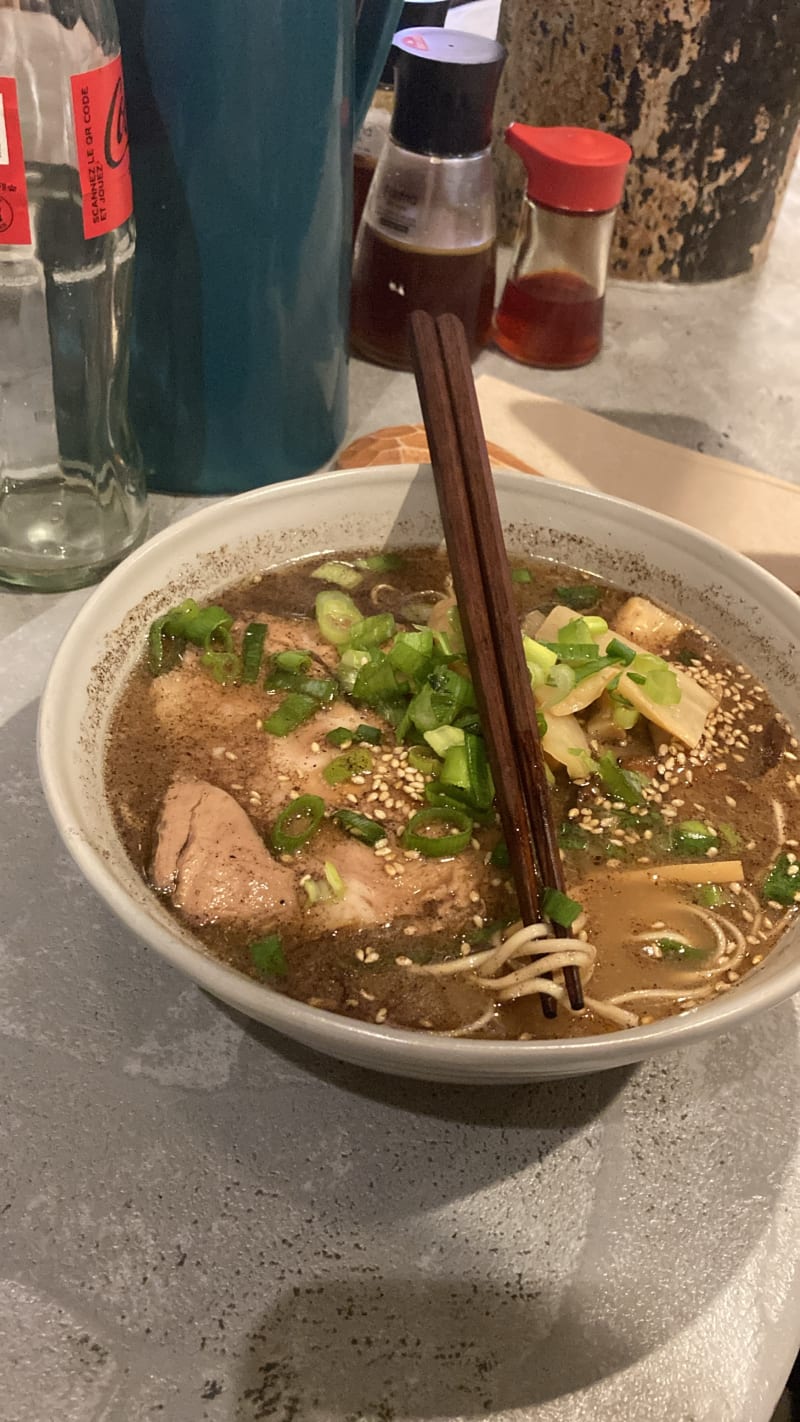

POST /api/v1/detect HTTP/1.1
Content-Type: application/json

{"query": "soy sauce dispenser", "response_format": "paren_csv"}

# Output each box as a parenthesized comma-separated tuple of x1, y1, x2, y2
(494, 124, 632, 369)
(353, 0, 451, 242)
(350, 28, 506, 371)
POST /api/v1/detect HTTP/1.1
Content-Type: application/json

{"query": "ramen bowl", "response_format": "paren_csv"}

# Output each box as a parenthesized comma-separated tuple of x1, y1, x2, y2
(37, 465, 800, 1083)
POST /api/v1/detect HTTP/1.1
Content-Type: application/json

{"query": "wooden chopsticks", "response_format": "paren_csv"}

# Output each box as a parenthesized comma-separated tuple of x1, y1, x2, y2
(409, 311, 584, 1016)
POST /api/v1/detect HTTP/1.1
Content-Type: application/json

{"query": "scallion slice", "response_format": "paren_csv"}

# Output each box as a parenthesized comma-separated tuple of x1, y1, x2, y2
(542, 887, 582, 928)
(408, 746, 440, 776)
(597, 752, 648, 806)
(274, 649, 312, 672)
(510, 567, 532, 584)
(322, 747, 374, 785)
(402, 806, 473, 857)
(241, 622, 267, 683)
(763, 853, 800, 906)
(348, 612, 396, 649)
(311, 560, 363, 589)
(250, 935, 287, 977)
(270, 794, 326, 853)
(200, 649, 241, 684)
(670, 820, 718, 856)
(263, 692, 319, 736)
(554, 584, 599, 610)
(315, 589, 363, 646)
(333, 808, 385, 846)
(464, 732, 493, 810)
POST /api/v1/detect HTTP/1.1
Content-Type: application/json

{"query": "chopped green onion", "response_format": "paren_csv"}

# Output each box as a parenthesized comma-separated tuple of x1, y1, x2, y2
(655, 936, 707, 961)
(597, 752, 648, 806)
(510, 567, 532, 584)
(315, 589, 363, 646)
(356, 553, 403, 572)
(547, 663, 576, 698)
(464, 732, 493, 810)
(270, 794, 326, 853)
(337, 646, 371, 692)
(324, 861, 345, 900)
(332, 808, 385, 846)
(424, 725, 465, 758)
(695, 883, 726, 908)
(351, 657, 402, 706)
(440, 744, 471, 796)
(676, 647, 698, 666)
(670, 819, 718, 856)
(388, 630, 434, 684)
(558, 617, 594, 644)
(311, 560, 363, 589)
(536, 709, 548, 738)
(542, 887, 582, 928)
(322, 747, 374, 785)
(554, 584, 599, 610)
(608, 685, 639, 730)
(402, 806, 473, 857)
(559, 821, 589, 851)
(274, 649, 312, 672)
(409, 747, 440, 776)
(200, 649, 241, 684)
(522, 635, 558, 672)
(606, 637, 636, 666)
(763, 853, 800, 906)
(241, 622, 267, 683)
(424, 780, 496, 827)
(250, 935, 287, 977)
(348, 612, 396, 649)
(263, 692, 319, 736)
(718, 821, 741, 849)
(584, 616, 609, 636)
(148, 599, 234, 674)
(264, 665, 337, 701)
(325, 723, 381, 748)
(490, 840, 509, 868)
(628, 653, 680, 706)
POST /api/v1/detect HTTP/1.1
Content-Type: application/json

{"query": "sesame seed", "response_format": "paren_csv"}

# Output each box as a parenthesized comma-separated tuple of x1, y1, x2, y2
(360, 989, 376, 1001)
(355, 948, 365, 962)
(375, 1008, 388, 1023)
(396, 955, 412, 966)
(224, 750, 237, 761)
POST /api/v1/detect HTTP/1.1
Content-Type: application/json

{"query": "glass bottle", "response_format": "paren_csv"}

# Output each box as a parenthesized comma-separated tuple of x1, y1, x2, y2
(0, 0, 147, 590)
(350, 27, 506, 372)
(352, 0, 451, 244)
(494, 124, 632, 370)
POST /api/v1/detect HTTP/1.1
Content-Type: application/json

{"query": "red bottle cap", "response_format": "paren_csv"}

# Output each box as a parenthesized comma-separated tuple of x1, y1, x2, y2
(505, 123, 632, 214)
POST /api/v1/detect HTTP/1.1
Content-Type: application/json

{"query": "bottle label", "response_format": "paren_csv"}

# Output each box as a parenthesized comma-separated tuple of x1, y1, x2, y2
(70, 55, 133, 240)
(0, 78, 32, 246)
(354, 106, 391, 164)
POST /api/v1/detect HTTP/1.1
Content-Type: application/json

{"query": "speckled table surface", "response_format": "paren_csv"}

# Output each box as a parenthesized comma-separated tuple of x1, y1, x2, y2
(3, 171, 800, 1422)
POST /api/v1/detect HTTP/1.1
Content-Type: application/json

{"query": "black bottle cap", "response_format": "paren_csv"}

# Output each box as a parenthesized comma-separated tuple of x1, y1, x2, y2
(379, 1, 451, 86)
(390, 28, 506, 159)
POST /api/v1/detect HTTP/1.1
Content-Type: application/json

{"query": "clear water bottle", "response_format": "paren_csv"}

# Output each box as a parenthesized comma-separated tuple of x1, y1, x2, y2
(0, 0, 146, 591)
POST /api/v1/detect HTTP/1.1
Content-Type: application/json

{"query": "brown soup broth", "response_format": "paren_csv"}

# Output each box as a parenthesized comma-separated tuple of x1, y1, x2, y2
(105, 549, 798, 1039)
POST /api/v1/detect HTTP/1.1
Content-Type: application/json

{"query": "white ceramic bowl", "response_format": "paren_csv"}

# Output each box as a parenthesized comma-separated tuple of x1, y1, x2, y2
(38, 464, 800, 1083)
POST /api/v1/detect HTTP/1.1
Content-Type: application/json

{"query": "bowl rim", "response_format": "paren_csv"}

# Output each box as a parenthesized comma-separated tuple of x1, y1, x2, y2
(37, 462, 800, 1070)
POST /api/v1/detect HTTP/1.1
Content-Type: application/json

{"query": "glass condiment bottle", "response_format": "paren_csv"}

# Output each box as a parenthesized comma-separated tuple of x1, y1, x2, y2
(353, 0, 451, 243)
(0, 0, 147, 590)
(350, 27, 506, 371)
(494, 124, 632, 370)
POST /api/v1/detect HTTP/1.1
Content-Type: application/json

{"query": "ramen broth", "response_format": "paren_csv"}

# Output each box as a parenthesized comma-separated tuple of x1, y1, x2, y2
(105, 549, 799, 1039)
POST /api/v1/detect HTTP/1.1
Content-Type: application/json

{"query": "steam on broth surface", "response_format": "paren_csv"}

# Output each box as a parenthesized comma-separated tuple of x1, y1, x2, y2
(105, 548, 799, 1039)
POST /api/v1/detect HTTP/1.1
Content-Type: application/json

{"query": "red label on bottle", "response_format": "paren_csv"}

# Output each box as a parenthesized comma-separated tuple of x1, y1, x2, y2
(70, 55, 133, 239)
(0, 78, 32, 246)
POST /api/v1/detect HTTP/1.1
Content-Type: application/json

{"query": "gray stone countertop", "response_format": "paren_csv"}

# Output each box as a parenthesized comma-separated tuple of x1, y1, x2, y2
(3, 173, 800, 1422)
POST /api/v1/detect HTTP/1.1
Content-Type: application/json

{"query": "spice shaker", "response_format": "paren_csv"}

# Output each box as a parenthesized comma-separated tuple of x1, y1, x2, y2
(350, 28, 506, 371)
(353, 0, 450, 243)
(494, 125, 632, 369)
